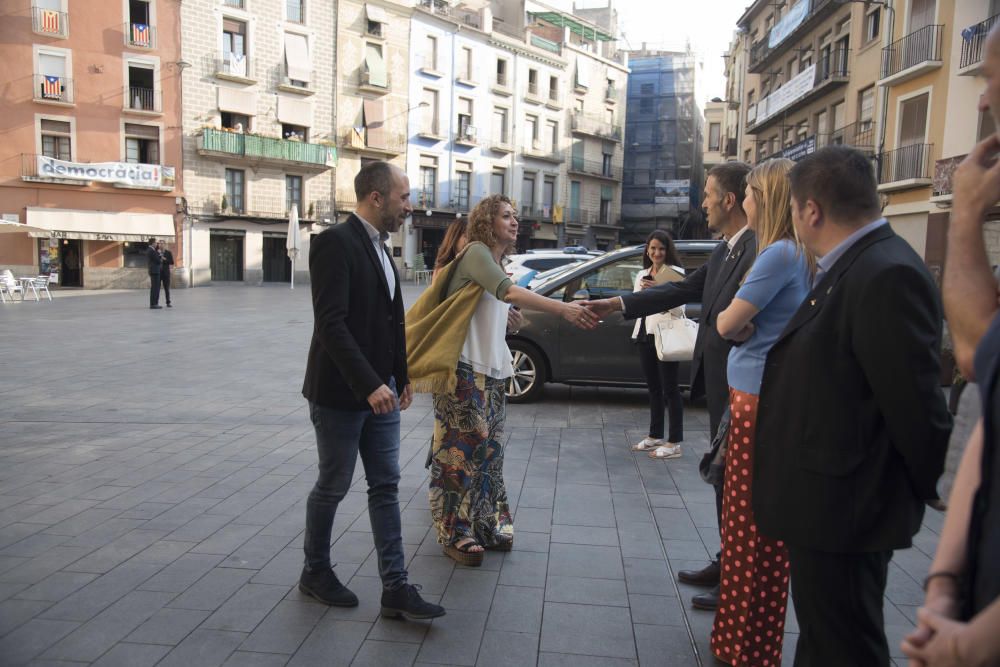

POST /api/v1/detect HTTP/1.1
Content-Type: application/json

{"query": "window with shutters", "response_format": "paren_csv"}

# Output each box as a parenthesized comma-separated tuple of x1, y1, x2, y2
(521, 173, 535, 215)
(225, 168, 245, 213)
(124, 123, 159, 164)
(455, 162, 471, 210)
(286, 175, 303, 213)
(286, 0, 304, 24)
(40, 118, 72, 160)
(858, 87, 875, 132)
(491, 168, 506, 196)
(419, 155, 436, 208)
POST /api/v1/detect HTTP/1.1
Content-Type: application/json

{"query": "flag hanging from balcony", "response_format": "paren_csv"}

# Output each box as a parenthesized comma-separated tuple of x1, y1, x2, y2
(131, 23, 150, 47)
(41, 9, 60, 33)
(41, 76, 61, 99)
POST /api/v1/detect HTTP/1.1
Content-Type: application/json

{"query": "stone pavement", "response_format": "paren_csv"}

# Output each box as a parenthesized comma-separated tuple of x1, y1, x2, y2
(0, 285, 944, 666)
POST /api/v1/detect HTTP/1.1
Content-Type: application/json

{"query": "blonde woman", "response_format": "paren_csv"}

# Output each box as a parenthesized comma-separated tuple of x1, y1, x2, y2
(710, 158, 811, 666)
(406, 195, 597, 566)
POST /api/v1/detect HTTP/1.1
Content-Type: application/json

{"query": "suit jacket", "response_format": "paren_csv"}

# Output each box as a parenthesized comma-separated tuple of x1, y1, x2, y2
(161, 249, 174, 274)
(302, 215, 408, 410)
(622, 231, 757, 407)
(146, 245, 162, 275)
(753, 225, 951, 552)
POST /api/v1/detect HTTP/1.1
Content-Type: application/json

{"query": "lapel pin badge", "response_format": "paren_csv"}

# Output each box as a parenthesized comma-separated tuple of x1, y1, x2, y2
(809, 299, 817, 306)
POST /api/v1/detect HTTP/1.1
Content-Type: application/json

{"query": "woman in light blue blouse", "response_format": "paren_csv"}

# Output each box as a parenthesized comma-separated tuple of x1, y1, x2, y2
(709, 158, 811, 666)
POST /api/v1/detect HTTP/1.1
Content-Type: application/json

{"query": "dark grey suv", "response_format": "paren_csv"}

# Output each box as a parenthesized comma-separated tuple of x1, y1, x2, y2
(505, 240, 721, 403)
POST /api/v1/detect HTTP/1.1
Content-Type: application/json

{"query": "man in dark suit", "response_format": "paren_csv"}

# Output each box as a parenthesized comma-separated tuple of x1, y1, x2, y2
(299, 161, 444, 621)
(146, 237, 162, 309)
(584, 161, 754, 610)
(754, 146, 951, 666)
(157, 241, 174, 307)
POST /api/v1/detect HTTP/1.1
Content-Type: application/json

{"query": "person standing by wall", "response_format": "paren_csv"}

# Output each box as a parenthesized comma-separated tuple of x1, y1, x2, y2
(146, 237, 162, 309)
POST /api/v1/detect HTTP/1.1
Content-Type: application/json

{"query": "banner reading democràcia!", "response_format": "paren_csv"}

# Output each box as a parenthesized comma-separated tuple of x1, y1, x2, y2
(36, 156, 174, 188)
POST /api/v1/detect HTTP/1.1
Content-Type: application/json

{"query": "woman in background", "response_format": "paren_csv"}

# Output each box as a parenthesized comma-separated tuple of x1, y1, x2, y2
(710, 158, 811, 666)
(630, 230, 686, 460)
(433, 218, 468, 279)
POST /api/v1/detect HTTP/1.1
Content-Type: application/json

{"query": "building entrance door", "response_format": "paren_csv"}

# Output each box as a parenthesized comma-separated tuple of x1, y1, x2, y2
(60, 239, 82, 287)
(262, 235, 291, 282)
(210, 232, 244, 281)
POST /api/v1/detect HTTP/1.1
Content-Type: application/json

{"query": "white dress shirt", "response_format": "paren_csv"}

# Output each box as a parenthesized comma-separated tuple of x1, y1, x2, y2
(356, 214, 396, 298)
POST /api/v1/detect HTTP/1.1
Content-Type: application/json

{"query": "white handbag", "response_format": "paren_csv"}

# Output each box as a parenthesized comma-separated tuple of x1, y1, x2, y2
(652, 313, 698, 362)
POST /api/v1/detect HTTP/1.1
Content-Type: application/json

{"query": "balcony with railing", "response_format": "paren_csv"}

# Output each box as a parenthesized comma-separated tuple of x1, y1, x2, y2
(33, 74, 72, 104)
(417, 0, 482, 28)
(960, 14, 1000, 75)
(880, 24, 944, 86)
(197, 128, 333, 170)
(747, 0, 839, 73)
(193, 196, 332, 220)
(518, 205, 558, 222)
(31, 5, 68, 37)
(746, 51, 849, 134)
(123, 22, 156, 49)
(563, 208, 597, 226)
(454, 125, 479, 147)
(359, 67, 390, 93)
(876, 143, 934, 192)
(484, 134, 514, 154)
(125, 87, 161, 113)
(818, 121, 875, 154)
(339, 128, 407, 157)
(521, 142, 564, 164)
(214, 52, 255, 83)
(570, 112, 622, 142)
(568, 157, 622, 181)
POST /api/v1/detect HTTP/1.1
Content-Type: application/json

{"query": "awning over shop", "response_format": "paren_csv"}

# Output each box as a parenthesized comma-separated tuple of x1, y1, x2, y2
(25, 207, 175, 242)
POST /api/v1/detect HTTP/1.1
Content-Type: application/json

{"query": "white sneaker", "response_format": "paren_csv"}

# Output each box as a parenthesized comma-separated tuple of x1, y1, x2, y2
(631, 437, 663, 451)
(648, 443, 682, 459)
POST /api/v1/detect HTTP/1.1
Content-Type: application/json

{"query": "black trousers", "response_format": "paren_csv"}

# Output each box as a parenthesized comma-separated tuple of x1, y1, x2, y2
(636, 338, 683, 442)
(160, 270, 171, 305)
(149, 271, 160, 306)
(788, 545, 892, 667)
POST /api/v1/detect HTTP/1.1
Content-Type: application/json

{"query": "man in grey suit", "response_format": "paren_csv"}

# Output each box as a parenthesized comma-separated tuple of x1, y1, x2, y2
(584, 162, 754, 611)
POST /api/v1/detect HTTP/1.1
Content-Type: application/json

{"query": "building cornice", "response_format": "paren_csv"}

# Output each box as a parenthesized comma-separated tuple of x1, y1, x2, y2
(488, 36, 566, 68)
(563, 43, 630, 74)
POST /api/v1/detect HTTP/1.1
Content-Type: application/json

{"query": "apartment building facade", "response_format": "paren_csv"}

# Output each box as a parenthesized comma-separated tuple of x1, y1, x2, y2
(721, 31, 747, 163)
(178, 0, 335, 286)
(333, 0, 411, 270)
(0, 0, 183, 289)
(621, 50, 702, 244)
(738, 0, 885, 168)
(703, 99, 726, 176)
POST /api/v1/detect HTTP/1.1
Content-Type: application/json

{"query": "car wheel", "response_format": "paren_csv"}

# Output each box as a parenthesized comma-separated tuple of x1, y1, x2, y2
(506, 340, 547, 404)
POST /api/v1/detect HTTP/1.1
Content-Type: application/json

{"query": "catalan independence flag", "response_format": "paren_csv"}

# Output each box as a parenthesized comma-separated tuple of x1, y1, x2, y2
(131, 22, 150, 47)
(41, 76, 61, 99)
(40, 9, 60, 33)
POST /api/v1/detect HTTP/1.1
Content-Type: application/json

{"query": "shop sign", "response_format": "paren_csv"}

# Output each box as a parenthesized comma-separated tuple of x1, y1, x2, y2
(36, 156, 174, 188)
(781, 136, 816, 161)
(769, 0, 810, 49)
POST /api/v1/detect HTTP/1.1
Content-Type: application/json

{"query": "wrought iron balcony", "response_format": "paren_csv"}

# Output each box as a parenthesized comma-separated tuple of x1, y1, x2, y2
(197, 129, 333, 170)
(339, 128, 407, 156)
(570, 112, 622, 142)
(31, 5, 69, 37)
(876, 143, 933, 190)
(747, 51, 849, 133)
(417, 0, 482, 28)
(214, 52, 255, 82)
(563, 208, 597, 226)
(33, 74, 72, 104)
(818, 121, 875, 155)
(960, 14, 1000, 74)
(747, 0, 839, 73)
(193, 196, 332, 220)
(881, 25, 944, 84)
(123, 22, 156, 49)
(126, 87, 161, 113)
(568, 157, 622, 181)
(454, 125, 479, 147)
(521, 141, 563, 163)
(484, 136, 514, 154)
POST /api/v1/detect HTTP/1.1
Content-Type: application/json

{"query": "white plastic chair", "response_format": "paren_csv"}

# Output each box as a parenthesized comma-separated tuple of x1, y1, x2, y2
(33, 274, 54, 301)
(0, 270, 25, 302)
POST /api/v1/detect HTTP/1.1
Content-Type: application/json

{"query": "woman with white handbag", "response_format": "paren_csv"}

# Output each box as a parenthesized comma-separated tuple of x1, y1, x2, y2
(630, 230, 686, 460)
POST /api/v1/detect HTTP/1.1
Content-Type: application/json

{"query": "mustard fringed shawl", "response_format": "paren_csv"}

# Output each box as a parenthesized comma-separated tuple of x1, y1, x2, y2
(405, 254, 484, 394)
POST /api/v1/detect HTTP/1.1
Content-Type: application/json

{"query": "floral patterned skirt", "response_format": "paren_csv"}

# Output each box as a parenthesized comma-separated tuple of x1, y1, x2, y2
(711, 388, 790, 666)
(428, 361, 513, 547)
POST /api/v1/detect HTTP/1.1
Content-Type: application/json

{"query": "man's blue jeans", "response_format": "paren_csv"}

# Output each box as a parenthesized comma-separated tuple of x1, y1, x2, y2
(304, 395, 408, 591)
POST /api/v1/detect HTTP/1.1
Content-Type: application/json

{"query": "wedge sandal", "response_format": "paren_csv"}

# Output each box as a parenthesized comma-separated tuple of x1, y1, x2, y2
(443, 539, 484, 566)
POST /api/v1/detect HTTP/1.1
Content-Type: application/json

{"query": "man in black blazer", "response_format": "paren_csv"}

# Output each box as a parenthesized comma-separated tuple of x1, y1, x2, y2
(157, 241, 174, 307)
(754, 146, 951, 666)
(146, 237, 162, 309)
(584, 161, 754, 610)
(299, 161, 444, 621)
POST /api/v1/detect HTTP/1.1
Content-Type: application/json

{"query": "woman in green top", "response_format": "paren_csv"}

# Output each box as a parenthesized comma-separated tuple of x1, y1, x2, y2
(419, 195, 597, 566)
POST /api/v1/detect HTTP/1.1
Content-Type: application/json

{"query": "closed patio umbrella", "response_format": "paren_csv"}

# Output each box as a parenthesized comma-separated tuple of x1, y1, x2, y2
(287, 204, 300, 289)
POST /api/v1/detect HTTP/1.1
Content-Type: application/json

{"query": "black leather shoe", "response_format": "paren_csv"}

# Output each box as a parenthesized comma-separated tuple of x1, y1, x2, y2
(381, 583, 446, 620)
(691, 584, 720, 611)
(298, 567, 358, 607)
(677, 560, 720, 587)
(150, 305, 162, 309)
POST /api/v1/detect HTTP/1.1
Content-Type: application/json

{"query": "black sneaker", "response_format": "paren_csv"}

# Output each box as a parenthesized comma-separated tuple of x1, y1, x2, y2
(298, 567, 358, 607)
(380, 583, 446, 620)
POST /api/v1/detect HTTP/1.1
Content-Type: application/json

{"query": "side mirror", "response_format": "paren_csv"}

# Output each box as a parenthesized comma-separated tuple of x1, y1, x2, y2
(572, 289, 590, 301)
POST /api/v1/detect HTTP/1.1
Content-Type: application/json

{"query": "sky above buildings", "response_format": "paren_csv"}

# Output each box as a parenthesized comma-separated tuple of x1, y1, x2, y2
(551, 0, 750, 106)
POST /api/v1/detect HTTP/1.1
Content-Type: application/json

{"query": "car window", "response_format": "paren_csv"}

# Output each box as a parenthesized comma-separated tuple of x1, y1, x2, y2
(555, 255, 645, 301)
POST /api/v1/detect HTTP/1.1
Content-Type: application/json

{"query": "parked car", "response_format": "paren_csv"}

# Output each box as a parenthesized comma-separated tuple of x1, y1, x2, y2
(505, 248, 601, 285)
(506, 240, 722, 403)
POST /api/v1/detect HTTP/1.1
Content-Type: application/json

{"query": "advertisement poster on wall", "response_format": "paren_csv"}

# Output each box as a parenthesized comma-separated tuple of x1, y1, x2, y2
(654, 180, 691, 207)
